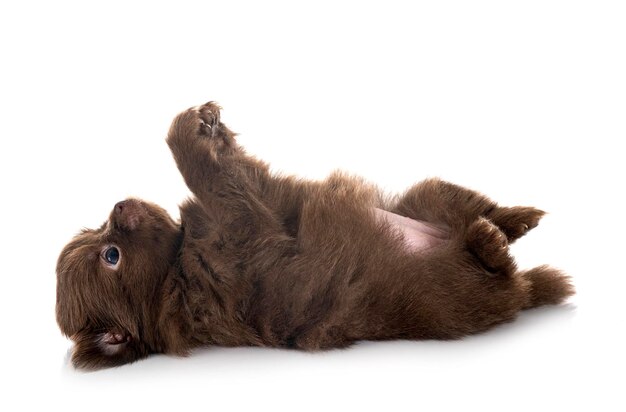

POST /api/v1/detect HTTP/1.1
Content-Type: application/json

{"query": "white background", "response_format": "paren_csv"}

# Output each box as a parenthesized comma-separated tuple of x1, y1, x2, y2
(1, 1, 624, 410)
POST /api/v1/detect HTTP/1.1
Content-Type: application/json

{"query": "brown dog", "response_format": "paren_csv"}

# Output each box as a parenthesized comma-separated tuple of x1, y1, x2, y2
(56, 102, 574, 369)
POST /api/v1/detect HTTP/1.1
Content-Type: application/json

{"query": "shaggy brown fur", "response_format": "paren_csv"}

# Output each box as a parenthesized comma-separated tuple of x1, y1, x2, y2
(56, 102, 574, 369)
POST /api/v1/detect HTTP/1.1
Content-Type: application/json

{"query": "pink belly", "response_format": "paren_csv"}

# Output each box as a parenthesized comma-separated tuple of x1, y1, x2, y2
(374, 208, 448, 253)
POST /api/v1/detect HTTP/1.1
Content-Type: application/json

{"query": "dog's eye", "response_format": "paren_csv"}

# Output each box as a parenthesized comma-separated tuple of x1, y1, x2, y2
(103, 246, 120, 266)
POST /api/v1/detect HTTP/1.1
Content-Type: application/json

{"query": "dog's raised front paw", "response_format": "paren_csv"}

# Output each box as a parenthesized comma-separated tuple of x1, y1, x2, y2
(194, 101, 222, 137)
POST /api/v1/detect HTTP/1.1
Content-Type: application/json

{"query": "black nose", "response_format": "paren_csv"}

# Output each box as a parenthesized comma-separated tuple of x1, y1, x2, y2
(114, 200, 127, 214)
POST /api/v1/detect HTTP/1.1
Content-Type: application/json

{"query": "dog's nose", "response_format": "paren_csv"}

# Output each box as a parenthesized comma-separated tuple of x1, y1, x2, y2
(114, 200, 127, 215)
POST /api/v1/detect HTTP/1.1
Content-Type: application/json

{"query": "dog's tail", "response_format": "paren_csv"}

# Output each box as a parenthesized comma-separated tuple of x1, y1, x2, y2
(521, 265, 575, 309)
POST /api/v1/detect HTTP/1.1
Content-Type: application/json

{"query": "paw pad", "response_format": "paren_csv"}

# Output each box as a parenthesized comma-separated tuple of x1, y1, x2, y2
(190, 102, 221, 137)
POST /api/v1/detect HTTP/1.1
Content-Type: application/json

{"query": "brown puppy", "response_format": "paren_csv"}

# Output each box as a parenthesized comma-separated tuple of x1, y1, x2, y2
(56, 102, 574, 369)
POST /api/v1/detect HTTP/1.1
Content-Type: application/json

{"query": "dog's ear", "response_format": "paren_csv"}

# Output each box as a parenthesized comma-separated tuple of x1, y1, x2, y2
(71, 328, 148, 369)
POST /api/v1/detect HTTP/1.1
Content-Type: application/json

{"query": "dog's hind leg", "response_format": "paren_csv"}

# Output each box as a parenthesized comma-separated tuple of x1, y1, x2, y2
(465, 217, 517, 276)
(486, 206, 545, 243)
(392, 178, 544, 243)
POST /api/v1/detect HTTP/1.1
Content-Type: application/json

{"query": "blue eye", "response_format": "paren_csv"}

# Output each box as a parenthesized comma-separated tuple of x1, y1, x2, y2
(103, 246, 120, 266)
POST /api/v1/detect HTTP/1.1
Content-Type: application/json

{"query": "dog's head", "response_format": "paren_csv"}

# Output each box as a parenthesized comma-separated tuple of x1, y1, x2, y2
(56, 198, 181, 369)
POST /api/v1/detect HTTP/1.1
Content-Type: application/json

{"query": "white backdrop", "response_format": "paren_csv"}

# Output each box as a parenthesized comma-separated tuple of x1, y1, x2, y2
(1, 1, 624, 410)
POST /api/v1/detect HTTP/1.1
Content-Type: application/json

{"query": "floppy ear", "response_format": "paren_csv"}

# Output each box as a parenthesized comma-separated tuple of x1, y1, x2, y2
(71, 329, 148, 369)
